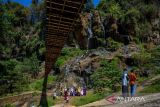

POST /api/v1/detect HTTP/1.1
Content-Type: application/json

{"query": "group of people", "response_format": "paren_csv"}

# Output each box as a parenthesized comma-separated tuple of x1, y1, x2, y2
(53, 86, 87, 103)
(64, 86, 87, 103)
(122, 68, 137, 97)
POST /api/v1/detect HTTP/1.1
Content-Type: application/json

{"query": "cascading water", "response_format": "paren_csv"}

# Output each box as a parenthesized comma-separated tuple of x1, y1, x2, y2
(86, 11, 106, 49)
(65, 65, 70, 76)
(87, 12, 93, 49)
(101, 18, 106, 39)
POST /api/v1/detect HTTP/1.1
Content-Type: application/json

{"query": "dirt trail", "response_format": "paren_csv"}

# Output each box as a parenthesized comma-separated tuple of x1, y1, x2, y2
(80, 75, 160, 107)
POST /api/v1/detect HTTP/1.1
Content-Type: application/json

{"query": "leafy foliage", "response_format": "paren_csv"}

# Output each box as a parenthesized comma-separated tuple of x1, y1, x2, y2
(0, 1, 45, 97)
(132, 44, 151, 66)
(140, 79, 160, 93)
(55, 47, 86, 67)
(29, 76, 57, 91)
(91, 58, 122, 92)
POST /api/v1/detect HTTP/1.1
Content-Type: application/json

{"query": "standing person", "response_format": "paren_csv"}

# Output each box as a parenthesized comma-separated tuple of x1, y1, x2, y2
(78, 87, 81, 96)
(83, 86, 87, 96)
(129, 70, 137, 97)
(122, 68, 129, 97)
(70, 87, 74, 96)
(80, 87, 84, 96)
(64, 88, 69, 103)
(72, 86, 76, 96)
(52, 92, 56, 99)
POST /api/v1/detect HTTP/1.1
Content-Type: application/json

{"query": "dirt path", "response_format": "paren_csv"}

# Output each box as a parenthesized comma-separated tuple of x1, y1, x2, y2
(80, 75, 160, 107)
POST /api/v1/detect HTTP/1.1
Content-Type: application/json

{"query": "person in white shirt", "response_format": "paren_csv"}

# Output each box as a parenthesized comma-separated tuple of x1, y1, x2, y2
(122, 68, 129, 97)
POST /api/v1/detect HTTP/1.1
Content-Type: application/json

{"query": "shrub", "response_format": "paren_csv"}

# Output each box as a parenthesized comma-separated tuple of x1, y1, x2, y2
(91, 58, 122, 93)
(132, 44, 151, 66)
(29, 76, 57, 91)
(140, 79, 160, 93)
(4, 104, 15, 107)
(107, 2, 123, 19)
(139, 4, 158, 20)
(55, 47, 86, 67)
(107, 38, 123, 51)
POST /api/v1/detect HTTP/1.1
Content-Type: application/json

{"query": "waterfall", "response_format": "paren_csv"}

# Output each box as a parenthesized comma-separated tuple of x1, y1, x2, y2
(101, 17, 106, 38)
(87, 12, 93, 49)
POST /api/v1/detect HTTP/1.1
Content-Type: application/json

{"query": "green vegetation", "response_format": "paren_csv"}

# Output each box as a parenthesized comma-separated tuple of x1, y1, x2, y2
(0, 0, 160, 106)
(55, 47, 86, 67)
(91, 58, 122, 93)
(4, 104, 15, 107)
(71, 91, 106, 106)
(0, 0, 45, 97)
(132, 44, 152, 66)
(150, 46, 160, 74)
(29, 76, 57, 91)
(47, 96, 58, 106)
(107, 38, 123, 51)
(140, 79, 160, 93)
(131, 45, 160, 75)
(97, 0, 159, 39)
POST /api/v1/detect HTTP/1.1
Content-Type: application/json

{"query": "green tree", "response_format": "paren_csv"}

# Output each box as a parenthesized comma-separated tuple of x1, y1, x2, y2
(84, 0, 94, 12)
(91, 58, 121, 93)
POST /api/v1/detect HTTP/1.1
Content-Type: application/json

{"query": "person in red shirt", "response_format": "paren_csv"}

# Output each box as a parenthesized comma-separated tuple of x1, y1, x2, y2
(64, 88, 69, 103)
(129, 70, 137, 97)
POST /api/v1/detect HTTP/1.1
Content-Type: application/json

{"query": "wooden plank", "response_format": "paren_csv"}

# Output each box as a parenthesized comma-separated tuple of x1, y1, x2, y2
(47, 25, 72, 30)
(45, 0, 86, 73)
(46, 1, 79, 9)
(46, 29, 69, 33)
(47, 18, 73, 25)
(46, 6, 77, 14)
(46, 28, 69, 33)
(46, 0, 81, 5)
(46, 39, 66, 44)
(47, 14, 75, 22)
(69, 0, 85, 32)
(46, 36, 67, 39)
(48, 22, 71, 28)
(66, 0, 81, 5)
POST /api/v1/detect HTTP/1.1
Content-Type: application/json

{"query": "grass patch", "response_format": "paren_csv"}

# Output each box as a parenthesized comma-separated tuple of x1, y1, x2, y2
(47, 96, 58, 106)
(140, 79, 160, 93)
(4, 104, 15, 107)
(70, 91, 106, 106)
(29, 76, 57, 91)
(137, 76, 152, 84)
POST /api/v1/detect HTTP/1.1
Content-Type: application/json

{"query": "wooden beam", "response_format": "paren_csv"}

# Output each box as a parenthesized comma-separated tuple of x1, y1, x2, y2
(45, 31, 67, 35)
(45, 38, 67, 42)
(47, 18, 73, 25)
(48, 22, 71, 28)
(46, 28, 69, 33)
(46, 36, 67, 39)
(69, 0, 85, 32)
(66, 0, 81, 5)
(47, 14, 76, 22)
(46, 29, 68, 34)
(46, 1, 79, 9)
(45, 33, 66, 36)
(46, 0, 81, 5)
(46, 6, 77, 14)
(47, 25, 72, 30)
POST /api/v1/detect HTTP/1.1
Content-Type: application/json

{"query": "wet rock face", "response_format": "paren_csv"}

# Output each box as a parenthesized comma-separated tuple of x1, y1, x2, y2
(55, 48, 111, 89)
(92, 10, 105, 38)
(72, 5, 160, 49)
(73, 11, 106, 49)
